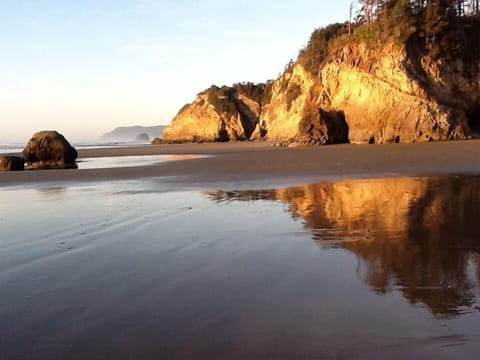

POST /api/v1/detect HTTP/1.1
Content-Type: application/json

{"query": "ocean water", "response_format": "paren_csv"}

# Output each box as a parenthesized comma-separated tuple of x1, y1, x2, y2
(0, 141, 197, 170)
(0, 141, 152, 155)
(0, 143, 24, 154)
(1, 176, 479, 359)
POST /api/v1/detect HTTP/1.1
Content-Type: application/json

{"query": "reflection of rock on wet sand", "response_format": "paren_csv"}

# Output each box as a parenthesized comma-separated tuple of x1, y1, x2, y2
(208, 176, 480, 317)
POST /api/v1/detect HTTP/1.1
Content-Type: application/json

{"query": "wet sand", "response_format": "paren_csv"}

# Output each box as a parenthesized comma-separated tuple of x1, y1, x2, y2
(2, 141, 480, 359)
(2, 139, 480, 188)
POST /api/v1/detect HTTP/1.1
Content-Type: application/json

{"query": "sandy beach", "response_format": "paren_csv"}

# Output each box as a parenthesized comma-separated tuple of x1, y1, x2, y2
(7, 0, 480, 357)
(2, 141, 480, 359)
(2, 139, 480, 189)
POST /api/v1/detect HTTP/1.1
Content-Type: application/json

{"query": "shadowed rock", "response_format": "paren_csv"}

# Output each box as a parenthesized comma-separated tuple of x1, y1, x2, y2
(23, 131, 78, 169)
(291, 108, 349, 146)
(0, 156, 24, 171)
(151, 137, 168, 145)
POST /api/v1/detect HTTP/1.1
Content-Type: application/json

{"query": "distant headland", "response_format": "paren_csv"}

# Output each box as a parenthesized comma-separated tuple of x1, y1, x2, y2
(101, 125, 165, 143)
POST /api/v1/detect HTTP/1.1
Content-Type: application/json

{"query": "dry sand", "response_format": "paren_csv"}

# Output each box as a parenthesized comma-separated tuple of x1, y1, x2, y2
(2, 140, 480, 189)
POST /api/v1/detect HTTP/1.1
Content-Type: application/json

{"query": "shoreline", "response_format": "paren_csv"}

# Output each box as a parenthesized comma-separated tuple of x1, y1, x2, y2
(3, 140, 480, 359)
(2, 139, 480, 189)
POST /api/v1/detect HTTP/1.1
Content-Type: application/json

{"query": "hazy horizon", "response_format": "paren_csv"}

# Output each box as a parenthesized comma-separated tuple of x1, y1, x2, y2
(1, 1, 352, 144)
(0, 123, 166, 145)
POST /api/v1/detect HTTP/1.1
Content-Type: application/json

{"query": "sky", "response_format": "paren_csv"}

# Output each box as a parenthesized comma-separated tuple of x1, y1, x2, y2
(0, 0, 352, 143)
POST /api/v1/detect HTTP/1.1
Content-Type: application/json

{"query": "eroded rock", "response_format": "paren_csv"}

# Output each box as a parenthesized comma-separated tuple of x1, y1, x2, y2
(23, 131, 78, 169)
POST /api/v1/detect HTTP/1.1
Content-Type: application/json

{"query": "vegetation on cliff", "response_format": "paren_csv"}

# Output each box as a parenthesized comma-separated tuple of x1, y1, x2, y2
(297, 23, 349, 76)
(202, 82, 273, 118)
(298, 0, 480, 73)
(164, 0, 480, 145)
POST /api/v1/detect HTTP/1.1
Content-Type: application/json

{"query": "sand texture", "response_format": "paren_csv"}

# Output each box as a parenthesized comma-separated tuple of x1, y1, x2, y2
(1, 140, 480, 188)
(3, 141, 480, 359)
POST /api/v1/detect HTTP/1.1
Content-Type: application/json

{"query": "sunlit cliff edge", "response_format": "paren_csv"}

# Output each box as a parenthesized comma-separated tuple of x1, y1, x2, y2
(163, 4, 480, 145)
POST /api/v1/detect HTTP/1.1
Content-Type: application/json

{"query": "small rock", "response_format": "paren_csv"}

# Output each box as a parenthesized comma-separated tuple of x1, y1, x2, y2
(151, 137, 168, 145)
(0, 156, 25, 171)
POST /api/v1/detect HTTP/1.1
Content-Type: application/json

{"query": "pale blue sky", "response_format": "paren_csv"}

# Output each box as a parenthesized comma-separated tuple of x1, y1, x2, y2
(0, 0, 352, 142)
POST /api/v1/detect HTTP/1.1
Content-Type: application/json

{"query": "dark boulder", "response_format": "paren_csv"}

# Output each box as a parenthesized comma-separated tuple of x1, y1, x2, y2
(23, 131, 78, 169)
(151, 137, 168, 145)
(0, 156, 24, 171)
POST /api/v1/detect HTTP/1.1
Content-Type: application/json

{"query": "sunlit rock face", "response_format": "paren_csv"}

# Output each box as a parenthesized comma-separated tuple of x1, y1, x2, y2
(257, 65, 315, 141)
(319, 39, 478, 144)
(207, 176, 480, 317)
(261, 38, 475, 144)
(163, 84, 268, 143)
(165, 28, 480, 144)
(163, 93, 227, 143)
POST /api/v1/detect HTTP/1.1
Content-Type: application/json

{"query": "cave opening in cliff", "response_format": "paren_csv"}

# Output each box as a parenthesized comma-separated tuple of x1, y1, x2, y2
(466, 106, 480, 133)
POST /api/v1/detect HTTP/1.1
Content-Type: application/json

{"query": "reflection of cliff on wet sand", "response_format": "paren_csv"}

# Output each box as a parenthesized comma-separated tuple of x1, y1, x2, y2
(208, 176, 480, 317)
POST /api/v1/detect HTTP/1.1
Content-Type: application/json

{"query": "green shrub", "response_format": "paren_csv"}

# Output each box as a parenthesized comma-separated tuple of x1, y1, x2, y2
(297, 23, 348, 75)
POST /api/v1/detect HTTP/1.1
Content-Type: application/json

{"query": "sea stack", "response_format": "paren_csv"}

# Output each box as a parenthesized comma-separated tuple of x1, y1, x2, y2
(23, 131, 78, 169)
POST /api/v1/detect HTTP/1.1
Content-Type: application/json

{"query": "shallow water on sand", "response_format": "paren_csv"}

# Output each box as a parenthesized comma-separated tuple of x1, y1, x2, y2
(1, 176, 480, 359)
(77, 154, 202, 169)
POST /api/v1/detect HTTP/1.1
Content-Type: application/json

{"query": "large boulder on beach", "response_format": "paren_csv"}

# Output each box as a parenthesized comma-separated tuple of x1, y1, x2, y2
(23, 131, 78, 168)
(0, 156, 24, 171)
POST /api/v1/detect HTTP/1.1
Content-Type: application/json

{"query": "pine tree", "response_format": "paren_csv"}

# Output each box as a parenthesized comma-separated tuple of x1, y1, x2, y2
(358, 0, 377, 26)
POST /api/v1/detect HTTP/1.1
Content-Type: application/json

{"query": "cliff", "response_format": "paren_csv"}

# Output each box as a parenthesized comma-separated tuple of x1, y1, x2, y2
(163, 83, 270, 142)
(164, 13, 480, 145)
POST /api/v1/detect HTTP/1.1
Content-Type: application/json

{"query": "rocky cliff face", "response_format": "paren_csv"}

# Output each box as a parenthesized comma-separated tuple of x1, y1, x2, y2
(163, 84, 268, 142)
(317, 39, 465, 144)
(253, 65, 315, 141)
(164, 24, 480, 145)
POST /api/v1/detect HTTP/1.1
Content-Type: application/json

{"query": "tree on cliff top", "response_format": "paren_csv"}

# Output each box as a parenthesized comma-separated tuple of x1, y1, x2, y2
(351, 0, 480, 59)
(293, 0, 480, 77)
(297, 23, 348, 75)
(356, 0, 480, 22)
